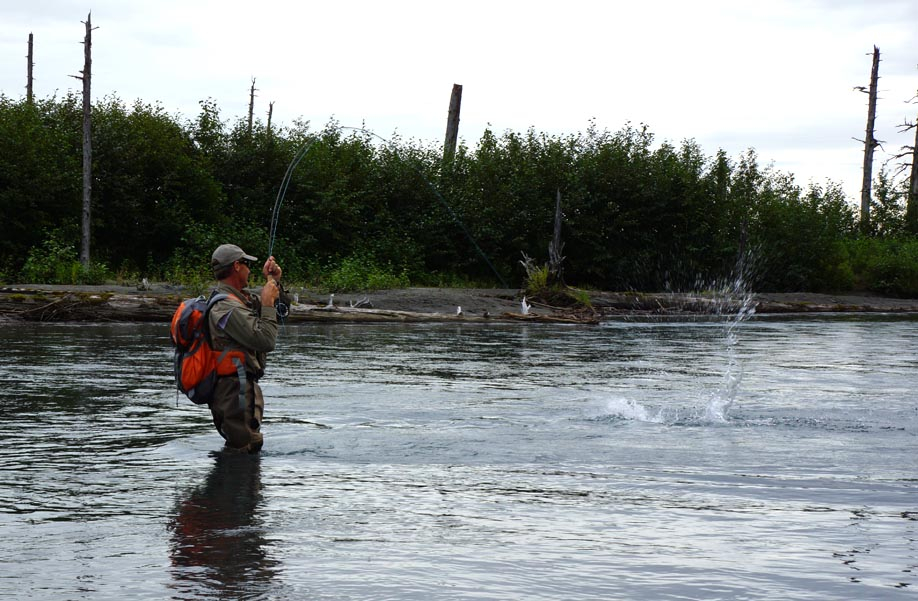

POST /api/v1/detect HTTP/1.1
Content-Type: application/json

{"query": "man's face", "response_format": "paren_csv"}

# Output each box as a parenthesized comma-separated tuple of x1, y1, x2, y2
(236, 259, 252, 283)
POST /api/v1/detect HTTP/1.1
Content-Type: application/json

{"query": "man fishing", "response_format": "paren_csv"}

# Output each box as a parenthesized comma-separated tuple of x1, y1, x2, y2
(207, 243, 287, 453)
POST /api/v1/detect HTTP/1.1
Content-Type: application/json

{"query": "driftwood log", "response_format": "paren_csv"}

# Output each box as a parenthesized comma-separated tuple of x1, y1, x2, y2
(0, 289, 181, 322)
(2, 287, 917, 323)
(0, 288, 591, 324)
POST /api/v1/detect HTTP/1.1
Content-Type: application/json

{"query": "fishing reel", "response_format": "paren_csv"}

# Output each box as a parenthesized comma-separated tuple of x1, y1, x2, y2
(266, 275, 289, 319)
(275, 299, 289, 319)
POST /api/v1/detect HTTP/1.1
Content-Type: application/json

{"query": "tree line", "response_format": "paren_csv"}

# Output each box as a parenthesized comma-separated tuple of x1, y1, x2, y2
(1, 93, 916, 296)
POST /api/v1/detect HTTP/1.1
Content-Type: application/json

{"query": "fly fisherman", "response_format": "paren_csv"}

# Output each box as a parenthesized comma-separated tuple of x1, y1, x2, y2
(208, 244, 288, 453)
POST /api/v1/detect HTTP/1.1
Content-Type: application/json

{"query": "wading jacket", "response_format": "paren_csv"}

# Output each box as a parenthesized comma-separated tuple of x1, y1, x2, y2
(207, 282, 279, 380)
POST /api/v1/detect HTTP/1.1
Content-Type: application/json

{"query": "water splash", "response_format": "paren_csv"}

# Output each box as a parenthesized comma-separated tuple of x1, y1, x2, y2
(598, 397, 666, 424)
(699, 273, 757, 422)
(600, 271, 758, 426)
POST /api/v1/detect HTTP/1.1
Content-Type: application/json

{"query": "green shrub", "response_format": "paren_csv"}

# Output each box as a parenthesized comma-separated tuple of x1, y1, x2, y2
(76, 261, 113, 285)
(847, 237, 918, 297)
(322, 252, 410, 292)
(523, 264, 550, 294)
(19, 231, 112, 285)
(568, 287, 593, 309)
(20, 234, 76, 283)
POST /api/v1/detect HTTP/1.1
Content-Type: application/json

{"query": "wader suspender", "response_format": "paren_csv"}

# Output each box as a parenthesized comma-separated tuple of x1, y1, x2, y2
(226, 351, 247, 412)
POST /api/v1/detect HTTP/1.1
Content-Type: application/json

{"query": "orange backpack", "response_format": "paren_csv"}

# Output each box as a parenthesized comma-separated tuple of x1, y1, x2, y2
(170, 292, 247, 405)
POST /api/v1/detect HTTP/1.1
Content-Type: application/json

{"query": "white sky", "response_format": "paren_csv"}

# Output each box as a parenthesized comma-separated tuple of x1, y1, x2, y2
(2, 0, 917, 203)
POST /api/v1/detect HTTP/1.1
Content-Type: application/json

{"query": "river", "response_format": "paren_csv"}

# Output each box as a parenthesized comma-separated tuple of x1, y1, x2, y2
(0, 314, 916, 599)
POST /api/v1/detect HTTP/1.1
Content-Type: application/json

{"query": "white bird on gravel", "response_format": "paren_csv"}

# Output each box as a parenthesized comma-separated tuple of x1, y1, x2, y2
(326, 293, 335, 308)
(521, 297, 531, 315)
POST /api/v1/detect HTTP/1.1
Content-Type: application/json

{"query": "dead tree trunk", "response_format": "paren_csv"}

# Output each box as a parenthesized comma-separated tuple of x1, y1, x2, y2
(266, 101, 275, 178)
(548, 190, 565, 285)
(444, 83, 462, 160)
(26, 33, 34, 104)
(267, 101, 274, 138)
(77, 14, 95, 268)
(858, 46, 881, 233)
(248, 77, 257, 137)
(907, 120, 918, 234)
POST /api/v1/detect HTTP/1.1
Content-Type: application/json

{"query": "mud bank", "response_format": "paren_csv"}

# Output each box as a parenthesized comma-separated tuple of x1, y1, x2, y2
(1, 284, 917, 323)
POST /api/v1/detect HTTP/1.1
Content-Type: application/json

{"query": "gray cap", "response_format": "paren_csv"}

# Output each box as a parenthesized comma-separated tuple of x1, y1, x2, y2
(211, 244, 258, 271)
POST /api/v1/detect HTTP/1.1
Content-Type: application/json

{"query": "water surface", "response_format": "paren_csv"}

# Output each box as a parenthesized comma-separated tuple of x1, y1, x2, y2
(1, 316, 915, 599)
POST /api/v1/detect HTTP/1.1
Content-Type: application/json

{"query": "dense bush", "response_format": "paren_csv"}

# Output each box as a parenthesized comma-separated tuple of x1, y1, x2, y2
(0, 94, 914, 294)
(322, 252, 410, 292)
(20, 228, 112, 285)
(847, 237, 918, 297)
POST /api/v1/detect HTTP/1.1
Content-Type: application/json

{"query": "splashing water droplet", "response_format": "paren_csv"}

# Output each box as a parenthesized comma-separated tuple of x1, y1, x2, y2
(702, 274, 757, 422)
(603, 397, 666, 423)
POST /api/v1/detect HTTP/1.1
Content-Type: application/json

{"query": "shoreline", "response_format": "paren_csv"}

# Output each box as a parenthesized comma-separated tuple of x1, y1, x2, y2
(2, 284, 918, 323)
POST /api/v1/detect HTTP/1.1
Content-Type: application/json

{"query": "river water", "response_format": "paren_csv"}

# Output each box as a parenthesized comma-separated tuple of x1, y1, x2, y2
(0, 313, 916, 600)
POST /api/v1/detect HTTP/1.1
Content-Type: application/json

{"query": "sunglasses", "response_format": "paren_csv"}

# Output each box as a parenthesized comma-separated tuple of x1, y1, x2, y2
(236, 259, 251, 269)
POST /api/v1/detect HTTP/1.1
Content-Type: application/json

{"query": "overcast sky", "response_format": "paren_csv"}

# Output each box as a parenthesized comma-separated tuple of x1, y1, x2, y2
(2, 0, 917, 203)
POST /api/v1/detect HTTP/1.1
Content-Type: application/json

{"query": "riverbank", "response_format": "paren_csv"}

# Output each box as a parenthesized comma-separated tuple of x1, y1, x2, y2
(2, 283, 918, 323)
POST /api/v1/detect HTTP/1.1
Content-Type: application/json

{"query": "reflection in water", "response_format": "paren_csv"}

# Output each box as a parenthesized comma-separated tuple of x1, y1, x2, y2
(169, 452, 278, 599)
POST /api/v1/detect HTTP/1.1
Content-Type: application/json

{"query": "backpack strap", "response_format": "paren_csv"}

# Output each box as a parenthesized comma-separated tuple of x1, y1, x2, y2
(208, 290, 249, 412)
(202, 291, 243, 344)
(203, 291, 230, 330)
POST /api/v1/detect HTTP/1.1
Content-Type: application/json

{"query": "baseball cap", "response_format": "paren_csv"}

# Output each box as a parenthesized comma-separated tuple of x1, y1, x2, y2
(211, 244, 258, 271)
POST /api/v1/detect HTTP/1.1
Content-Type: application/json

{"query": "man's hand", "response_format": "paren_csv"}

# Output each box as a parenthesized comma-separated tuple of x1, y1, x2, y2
(263, 256, 282, 281)
(260, 278, 280, 308)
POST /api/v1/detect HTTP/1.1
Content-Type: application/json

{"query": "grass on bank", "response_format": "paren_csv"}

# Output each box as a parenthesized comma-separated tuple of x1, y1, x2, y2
(1, 240, 501, 295)
(5, 234, 918, 300)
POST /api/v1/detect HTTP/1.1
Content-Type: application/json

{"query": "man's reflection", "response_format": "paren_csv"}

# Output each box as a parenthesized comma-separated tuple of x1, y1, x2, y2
(169, 451, 277, 597)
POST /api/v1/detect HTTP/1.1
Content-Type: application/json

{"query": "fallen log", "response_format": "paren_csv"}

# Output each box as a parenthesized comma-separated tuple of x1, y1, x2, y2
(0, 289, 180, 322)
(287, 304, 517, 323)
(2, 286, 917, 323)
(0, 289, 519, 323)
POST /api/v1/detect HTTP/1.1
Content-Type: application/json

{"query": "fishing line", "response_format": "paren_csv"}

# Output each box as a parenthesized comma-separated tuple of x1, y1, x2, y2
(266, 125, 508, 288)
(267, 140, 314, 258)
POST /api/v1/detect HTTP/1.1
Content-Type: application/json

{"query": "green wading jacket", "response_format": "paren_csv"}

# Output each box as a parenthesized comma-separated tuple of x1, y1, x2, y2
(207, 281, 279, 379)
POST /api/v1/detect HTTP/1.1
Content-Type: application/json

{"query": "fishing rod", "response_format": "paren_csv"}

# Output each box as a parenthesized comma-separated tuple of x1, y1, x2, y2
(268, 139, 314, 258)
(265, 139, 316, 322)
(266, 125, 508, 288)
